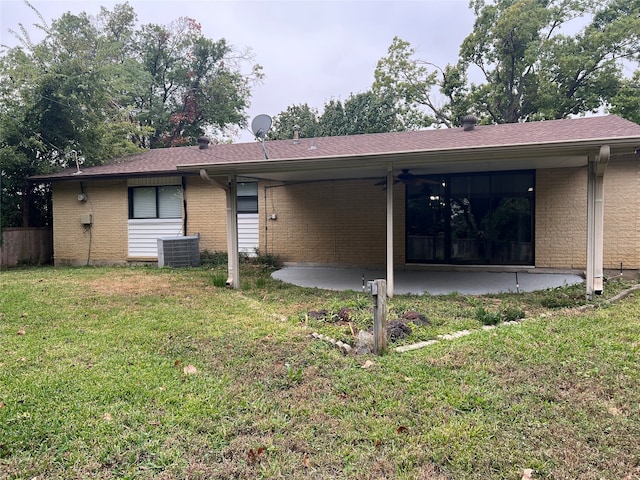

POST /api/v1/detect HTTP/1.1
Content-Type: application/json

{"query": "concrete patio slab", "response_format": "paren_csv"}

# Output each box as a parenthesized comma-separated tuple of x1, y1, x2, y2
(271, 267, 583, 295)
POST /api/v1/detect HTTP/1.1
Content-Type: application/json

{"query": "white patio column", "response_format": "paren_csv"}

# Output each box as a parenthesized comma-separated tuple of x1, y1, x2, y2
(586, 145, 609, 299)
(226, 175, 240, 289)
(200, 169, 240, 289)
(386, 164, 394, 298)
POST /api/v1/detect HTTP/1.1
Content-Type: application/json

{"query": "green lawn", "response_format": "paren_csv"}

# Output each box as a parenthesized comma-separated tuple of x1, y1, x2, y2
(1, 265, 639, 479)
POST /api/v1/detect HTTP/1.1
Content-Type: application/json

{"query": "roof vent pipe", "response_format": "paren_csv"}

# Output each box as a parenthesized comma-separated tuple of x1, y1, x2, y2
(198, 136, 210, 149)
(293, 125, 300, 144)
(462, 115, 477, 131)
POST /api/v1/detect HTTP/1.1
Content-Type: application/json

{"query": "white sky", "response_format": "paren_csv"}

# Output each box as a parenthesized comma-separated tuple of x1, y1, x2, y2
(1, 0, 476, 141)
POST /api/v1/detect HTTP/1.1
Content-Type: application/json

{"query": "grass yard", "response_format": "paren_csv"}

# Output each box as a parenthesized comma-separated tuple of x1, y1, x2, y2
(1, 264, 639, 479)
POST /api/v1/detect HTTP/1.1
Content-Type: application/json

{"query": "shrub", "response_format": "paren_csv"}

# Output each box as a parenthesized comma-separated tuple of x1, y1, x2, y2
(475, 307, 503, 326)
(200, 250, 227, 266)
(252, 249, 281, 269)
(501, 305, 525, 322)
(476, 305, 525, 325)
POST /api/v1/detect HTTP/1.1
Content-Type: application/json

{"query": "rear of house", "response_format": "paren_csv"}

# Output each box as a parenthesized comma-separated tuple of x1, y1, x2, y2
(35, 116, 640, 281)
(256, 158, 639, 272)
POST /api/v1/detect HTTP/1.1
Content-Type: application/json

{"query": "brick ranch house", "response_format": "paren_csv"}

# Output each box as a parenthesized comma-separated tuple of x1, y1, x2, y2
(32, 115, 640, 297)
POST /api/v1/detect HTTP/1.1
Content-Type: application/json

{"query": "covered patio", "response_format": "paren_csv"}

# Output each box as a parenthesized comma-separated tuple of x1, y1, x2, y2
(177, 115, 640, 299)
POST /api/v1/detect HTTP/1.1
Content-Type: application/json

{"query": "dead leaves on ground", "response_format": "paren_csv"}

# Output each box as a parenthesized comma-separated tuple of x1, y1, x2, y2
(522, 468, 534, 480)
(175, 359, 198, 376)
(247, 446, 265, 465)
(183, 364, 198, 375)
(372, 425, 409, 449)
(246, 446, 312, 470)
(361, 360, 374, 369)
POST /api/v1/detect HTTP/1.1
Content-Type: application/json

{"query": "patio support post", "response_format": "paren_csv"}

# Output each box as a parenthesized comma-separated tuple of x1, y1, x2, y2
(226, 175, 239, 289)
(586, 145, 609, 299)
(386, 164, 394, 298)
(199, 169, 239, 289)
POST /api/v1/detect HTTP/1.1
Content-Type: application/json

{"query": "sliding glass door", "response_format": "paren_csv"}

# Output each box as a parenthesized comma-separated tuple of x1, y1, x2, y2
(406, 171, 534, 265)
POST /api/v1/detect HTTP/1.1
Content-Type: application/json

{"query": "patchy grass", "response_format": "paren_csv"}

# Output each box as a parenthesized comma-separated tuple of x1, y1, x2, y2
(1, 266, 639, 479)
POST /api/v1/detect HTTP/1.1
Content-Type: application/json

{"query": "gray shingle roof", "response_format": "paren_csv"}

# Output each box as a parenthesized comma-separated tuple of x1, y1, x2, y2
(32, 115, 640, 181)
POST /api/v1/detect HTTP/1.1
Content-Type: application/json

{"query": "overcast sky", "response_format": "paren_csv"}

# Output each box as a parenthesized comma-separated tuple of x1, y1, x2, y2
(1, 0, 476, 141)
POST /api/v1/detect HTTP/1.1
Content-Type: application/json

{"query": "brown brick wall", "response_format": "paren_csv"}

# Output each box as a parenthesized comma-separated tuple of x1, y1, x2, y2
(535, 167, 587, 268)
(184, 177, 228, 253)
(603, 155, 640, 270)
(261, 166, 639, 270)
(51, 158, 639, 270)
(52, 177, 230, 265)
(52, 180, 129, 265)
(259, 179, 405, 267)
(535, 156, 640, 270)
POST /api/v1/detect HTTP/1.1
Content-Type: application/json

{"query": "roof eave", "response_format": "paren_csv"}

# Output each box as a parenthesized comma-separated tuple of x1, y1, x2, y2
(178, 137, 639, 177)
(29, 170, 199, 183)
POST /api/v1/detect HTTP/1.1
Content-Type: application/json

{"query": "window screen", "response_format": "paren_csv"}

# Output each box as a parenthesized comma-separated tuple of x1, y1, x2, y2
(158, 186, 182, 218)
(237, 182, 258, 214)
(131, 187, 157, 218)
(129, 186, 182, 219)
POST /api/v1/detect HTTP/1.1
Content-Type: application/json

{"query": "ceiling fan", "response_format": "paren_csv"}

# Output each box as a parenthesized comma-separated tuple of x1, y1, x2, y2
(375, 169, 438, 188)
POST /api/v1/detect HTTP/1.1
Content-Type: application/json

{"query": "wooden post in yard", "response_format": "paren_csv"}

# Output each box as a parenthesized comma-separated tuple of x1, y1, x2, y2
(373, 279, 387, 355)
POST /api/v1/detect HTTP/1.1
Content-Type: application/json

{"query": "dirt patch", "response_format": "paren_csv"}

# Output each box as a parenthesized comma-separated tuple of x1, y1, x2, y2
(88, 272, 174, 296)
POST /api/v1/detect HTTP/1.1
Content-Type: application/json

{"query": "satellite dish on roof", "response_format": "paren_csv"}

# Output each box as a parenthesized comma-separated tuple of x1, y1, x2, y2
(251, 114, 272, 159)
(251, 114, 272, 140)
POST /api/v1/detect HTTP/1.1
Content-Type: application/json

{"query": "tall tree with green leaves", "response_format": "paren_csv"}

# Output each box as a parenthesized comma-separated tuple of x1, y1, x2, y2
(0, 2, 261, 228)
(610, 70, 640, 125)
(267, 104, 321, 140)
(134, 17, 262, 148)
(340, 90, 413, 134)
(318, 99, 348, 137)
(268, 90, 411, 140)
(374, 0, 640, 127)
(319, 91, 414, 136)
(1, 4, 141, 228)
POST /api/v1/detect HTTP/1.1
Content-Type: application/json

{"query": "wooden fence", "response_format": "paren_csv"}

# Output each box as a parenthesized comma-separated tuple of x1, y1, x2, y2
(0, 227, 53, 268)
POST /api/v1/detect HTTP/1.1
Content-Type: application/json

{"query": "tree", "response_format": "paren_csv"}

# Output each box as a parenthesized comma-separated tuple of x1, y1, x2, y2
(268, 90, 411, 140)
(0, 2, 261, 228)
(340, 90, 412, 134)
(319, 91, 414, 136)
(610, 70, 640, 124)
(134, 17, 262, 148)
(318, 99, 347, 137)
(373, 37, 465, 128)
(1, 4, 150, 229)
(374, 0, 640, 127)
(267, 104, 321, 140)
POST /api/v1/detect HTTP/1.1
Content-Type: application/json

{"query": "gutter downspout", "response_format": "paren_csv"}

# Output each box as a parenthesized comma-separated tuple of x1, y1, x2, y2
(182, 176, 188, 236)
(586, 145, 609, 299)
(386, 164, 394, 298)
(200, 169, 239, 289)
